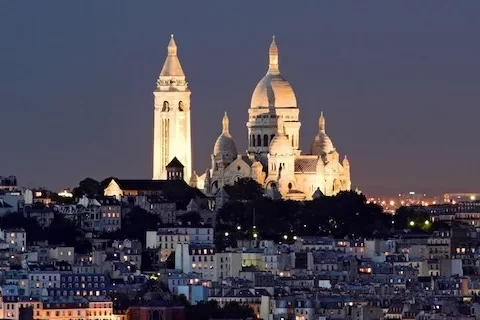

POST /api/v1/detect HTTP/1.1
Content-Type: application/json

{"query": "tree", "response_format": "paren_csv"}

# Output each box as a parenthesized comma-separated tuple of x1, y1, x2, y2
(165, 252, 175, 269)
(121, 206, 161, 244)
(179, 211, 202, 226)
(185, 300, 257, 320)
(394, 206, 433, 232)
(224, 178, 264, 202)
(72, 178, 101, 198)
(47, 213, 91, 252)
(0, 212, 44, 244)
(141, 250, 157, 271)
(215, 190, 401, 245)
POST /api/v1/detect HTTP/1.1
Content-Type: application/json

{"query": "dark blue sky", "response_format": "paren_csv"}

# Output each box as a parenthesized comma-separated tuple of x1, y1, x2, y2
(1, 1, 479, 196)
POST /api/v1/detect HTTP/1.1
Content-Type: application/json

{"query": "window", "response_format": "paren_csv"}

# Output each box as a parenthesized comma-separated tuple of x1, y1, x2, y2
(162, 101, 169, 112)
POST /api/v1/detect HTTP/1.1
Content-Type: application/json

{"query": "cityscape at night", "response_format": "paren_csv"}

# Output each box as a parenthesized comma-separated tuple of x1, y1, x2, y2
(0, 2, 480, 320)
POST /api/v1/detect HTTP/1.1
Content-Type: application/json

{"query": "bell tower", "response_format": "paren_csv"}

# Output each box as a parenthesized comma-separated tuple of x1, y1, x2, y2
(153, 34, 192, 182)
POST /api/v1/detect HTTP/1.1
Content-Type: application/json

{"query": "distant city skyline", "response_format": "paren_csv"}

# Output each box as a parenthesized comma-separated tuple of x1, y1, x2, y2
(1, 2, 479, 195)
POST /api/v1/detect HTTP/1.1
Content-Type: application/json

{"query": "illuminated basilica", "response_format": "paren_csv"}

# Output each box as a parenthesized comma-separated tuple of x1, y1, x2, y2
(153, 35, 351, 200)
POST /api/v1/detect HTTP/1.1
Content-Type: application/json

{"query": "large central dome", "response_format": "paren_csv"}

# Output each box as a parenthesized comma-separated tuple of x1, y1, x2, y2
(250, 37, 297, 109)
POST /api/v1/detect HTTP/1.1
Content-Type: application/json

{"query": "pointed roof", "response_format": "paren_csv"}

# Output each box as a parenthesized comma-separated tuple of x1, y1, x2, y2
(268, 35, 279, 73)
(319, 112, 326, 133)
(312, 187, 324, 199)
(222, 112, 230, 136)
(159, 34, 185, 78)
(166, 157, 184, 168)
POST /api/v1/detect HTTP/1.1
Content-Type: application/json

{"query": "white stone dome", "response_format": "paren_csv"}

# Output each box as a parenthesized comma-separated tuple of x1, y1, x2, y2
(269, 118, 293, 156)
(250, 73, 297, 109)
(310, 132, 335, 155)
(270, 134, 293, 156)
(250, 36, 297, 109)
(213, 112, 237, 163)
(214, 134, 237, 158)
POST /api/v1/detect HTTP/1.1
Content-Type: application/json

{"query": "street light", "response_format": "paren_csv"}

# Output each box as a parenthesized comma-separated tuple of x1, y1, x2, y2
(293, 236, 298, 240)
(283, 235, 288, 240)
(409, 221, 415, 227)
(224, 232, 229, 237)
(253, 233, 258, 239)
(237, 226, 241, 230)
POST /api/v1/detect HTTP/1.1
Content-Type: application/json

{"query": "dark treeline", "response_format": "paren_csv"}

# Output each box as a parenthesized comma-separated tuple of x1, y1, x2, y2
(215, 178, 449, 250)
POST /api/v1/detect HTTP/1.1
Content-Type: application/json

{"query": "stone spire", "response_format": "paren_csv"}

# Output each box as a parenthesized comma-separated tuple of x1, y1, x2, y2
(343, 155, 350, 167)
(159, 34, 185, 78)
(319, 112, 326, 133)
(222, 112, 230, 136)
(268, 35, 279, 73)
(167, 34, 177, 55)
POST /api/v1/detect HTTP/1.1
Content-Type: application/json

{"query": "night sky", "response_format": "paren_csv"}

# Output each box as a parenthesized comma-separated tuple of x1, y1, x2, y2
(1, 2, 479, 196)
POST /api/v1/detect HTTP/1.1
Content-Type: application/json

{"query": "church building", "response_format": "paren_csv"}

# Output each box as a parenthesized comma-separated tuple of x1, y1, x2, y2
(153, 35, 352, 200)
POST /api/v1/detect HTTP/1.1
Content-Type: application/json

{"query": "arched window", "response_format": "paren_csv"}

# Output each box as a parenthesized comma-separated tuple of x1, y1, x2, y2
(151, 310, 161, 320)
(178, 101, 184, 111)
(257, 134, 261, 147)
(162, 101, 169, 112)
(251, 134, 255, 147)
(263, 134, 268, 146)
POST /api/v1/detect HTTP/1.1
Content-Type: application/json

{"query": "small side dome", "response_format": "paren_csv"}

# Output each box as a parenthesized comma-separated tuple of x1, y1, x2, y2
(213, 112, 238, 164)
(269, 118, 293, 156)
(310, 112, 335, 155)
(311, 132, 335, 155)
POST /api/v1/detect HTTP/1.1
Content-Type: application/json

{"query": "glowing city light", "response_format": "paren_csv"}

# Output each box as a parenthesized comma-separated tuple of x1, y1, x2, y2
(224, 232, 229, 237)
(409, 221, 415, 227)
